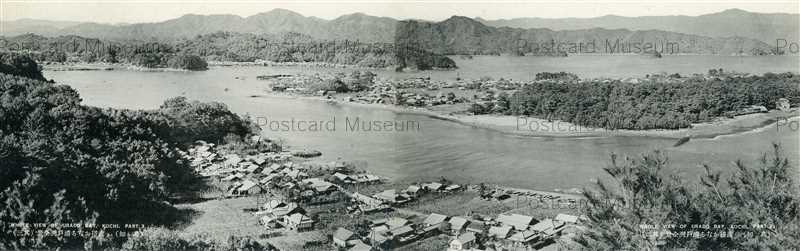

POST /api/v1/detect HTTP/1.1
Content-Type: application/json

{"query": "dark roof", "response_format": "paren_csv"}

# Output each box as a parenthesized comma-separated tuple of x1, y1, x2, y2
(388, 225, 414, 236)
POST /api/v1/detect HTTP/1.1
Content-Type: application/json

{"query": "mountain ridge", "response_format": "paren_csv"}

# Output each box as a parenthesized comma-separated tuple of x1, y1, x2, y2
(1, 8, 795, 46)
(395, 15, 777, 56)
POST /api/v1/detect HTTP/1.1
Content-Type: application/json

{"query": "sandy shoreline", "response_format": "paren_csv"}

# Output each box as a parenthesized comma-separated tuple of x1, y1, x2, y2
(255, 92, 799, 140)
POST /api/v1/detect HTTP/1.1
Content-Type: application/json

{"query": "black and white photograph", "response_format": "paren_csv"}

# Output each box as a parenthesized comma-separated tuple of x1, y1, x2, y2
(1, 0, 799, 250)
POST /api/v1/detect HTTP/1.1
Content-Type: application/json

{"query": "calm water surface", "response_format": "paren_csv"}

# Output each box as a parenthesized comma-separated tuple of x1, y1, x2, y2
(44, 55, 800, 191)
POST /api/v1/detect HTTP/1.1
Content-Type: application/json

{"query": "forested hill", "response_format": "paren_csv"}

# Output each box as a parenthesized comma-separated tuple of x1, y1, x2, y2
(0, 52, 260, 249)
(502, 71, 800, 130)
(0, 33, 456, 70)
(395, 16, 778, 56)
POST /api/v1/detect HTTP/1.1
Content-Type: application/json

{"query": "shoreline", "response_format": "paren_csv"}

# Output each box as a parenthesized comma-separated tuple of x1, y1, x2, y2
(42, 63, 798, 140)
(255, 91, 799, 140)
(41, 62, 195, 72)
(40, 60, 455, 72)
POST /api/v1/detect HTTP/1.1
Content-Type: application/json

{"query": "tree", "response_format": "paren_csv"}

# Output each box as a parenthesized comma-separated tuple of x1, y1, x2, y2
(166, 54, 208, 71)
(0, 52, 46, 81)
(575, 144, 799, 250)
(0, 53, 258, 249)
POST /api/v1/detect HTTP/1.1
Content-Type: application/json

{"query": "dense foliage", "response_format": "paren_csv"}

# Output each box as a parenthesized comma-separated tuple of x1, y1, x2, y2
(0, 51, 46, 81)
(120, 228, 269, 251)
(1, 34, 204, 70)
(508, 72, 800, 129)
(1, 32, 456, 70)
(576, 144, 800, 249)
(166, 54, 208, 71)
(176, 32, 455, 69)
(0, 54, 256, 249)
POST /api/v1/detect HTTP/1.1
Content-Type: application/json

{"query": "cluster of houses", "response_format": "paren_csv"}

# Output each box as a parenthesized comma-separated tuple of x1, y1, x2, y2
(256, 200, 316, 232)
(444, 212, 583, 251)
(183, 141, 351, 202)
(344, 86, 465, 108)
(331, 210, 583, 251)
(182, 140, 292, 179)
(345, 182, 464, 214)
(332, 216, 431, 250)
(183, 141, 588, 249)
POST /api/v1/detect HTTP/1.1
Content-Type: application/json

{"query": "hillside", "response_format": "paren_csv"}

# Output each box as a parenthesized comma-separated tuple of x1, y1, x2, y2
(0, 32, 456, 70)
(395, 16, 778, 56)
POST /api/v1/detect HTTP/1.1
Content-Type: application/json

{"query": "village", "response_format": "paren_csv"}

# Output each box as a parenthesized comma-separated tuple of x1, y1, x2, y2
(259, 70, 794, 120)
(176, 136, 588, 251)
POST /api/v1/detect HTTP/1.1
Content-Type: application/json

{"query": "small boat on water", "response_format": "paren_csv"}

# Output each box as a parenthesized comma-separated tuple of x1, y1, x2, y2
(256, 74, 293, 80)
(673, 136, 691, 147)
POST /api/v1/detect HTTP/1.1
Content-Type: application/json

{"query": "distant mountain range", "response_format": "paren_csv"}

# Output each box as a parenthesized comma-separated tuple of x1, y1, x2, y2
(476, 9, 798, 44)
(1, 8, 795, 54)
(1, 9, 397, 43)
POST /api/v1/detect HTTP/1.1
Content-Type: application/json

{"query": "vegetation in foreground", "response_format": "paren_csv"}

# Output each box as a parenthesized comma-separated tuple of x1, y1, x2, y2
(0, 52, 261, 249)
(576, 144, 800, 250)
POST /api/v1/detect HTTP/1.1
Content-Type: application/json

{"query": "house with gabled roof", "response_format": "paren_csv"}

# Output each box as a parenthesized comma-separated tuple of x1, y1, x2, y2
(555, 213, 579, 224)
(271, 202, 303, 218)
(333, 172, 354, 183)
(423, 213, 449, 228)
(348, 240, 371, 251)
(403, 185, 422, 197)
(302, 178, 337, 194)
(507, 230, 539, 248)
(489, 225, 512, 239)
(466, 221, 486, 236)
(530, 218, 564, 237)
(423, 182, 443, 191)
(496, 213, 535, 231)
(332, 228, 356, 248)
(386, 217, 409, 229)
(261, 200, 286, 212)
(374, 189, 412, 205)
(284, 213, 315, 231)
(388, 225, 415, 240)
(449, 217, 470, 235)
(448, 232, 477, 251)
(236, 180, 262, 195)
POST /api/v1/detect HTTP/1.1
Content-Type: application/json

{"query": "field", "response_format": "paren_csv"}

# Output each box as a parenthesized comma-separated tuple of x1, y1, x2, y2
(174, 196, 271, 241)
(397, 235, 450, 251)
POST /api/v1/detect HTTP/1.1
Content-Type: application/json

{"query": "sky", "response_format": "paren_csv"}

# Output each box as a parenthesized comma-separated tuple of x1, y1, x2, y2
(1, 0, 799, 23)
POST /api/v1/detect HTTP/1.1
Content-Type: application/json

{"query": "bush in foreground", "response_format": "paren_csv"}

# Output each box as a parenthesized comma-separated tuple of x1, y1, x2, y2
(121, 228, 269, 251)
(576, 144, 800, 250)
(0, 53, 256, 249)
